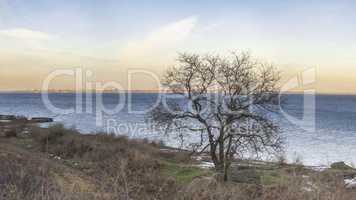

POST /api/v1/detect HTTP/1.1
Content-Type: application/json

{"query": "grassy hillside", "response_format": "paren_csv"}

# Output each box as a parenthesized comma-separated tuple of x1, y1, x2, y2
(1, 123, 356, 200)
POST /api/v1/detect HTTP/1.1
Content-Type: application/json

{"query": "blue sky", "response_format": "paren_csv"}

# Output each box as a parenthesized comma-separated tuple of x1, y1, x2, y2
(0, 0, 356, 93)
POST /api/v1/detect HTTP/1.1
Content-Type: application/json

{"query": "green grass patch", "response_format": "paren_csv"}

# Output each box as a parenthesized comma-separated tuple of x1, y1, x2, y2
(258, 169, 290, 185)
(162, 161, 212, 184)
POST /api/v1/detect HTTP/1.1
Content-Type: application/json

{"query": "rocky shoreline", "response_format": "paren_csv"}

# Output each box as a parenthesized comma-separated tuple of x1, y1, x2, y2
(0, 114, 53, 137)
(0, 114, 53, 123)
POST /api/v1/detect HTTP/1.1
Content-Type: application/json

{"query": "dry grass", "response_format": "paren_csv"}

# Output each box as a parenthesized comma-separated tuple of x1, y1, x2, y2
(27, 124, 180, 199)
(1, 123, 356, 199)
(177, 165, 356, 200)
(0, 150, 71, 200)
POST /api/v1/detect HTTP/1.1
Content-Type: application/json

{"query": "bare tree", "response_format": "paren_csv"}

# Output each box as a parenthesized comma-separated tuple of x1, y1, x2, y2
(149, 52, 283, 181)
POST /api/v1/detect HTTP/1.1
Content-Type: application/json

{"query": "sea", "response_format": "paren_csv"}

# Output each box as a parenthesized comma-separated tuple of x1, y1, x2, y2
(1, 92, 356, 166)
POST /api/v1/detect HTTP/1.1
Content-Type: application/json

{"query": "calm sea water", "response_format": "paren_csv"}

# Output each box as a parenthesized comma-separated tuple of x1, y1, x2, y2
(1, 93, 356, 166)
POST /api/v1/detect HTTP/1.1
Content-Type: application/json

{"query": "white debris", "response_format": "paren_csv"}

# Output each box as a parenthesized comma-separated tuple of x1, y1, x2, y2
(54, 156, 62, 160)
(345, 178, 356, 189)
(306, 165, 329, 172)
(301, 175, 318, 192)
(194, 156, 202, 161)
(196, 161, 214, 169)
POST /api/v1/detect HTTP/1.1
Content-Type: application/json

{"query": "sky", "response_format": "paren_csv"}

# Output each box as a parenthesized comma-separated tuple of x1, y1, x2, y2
(0, 0, 355, 93)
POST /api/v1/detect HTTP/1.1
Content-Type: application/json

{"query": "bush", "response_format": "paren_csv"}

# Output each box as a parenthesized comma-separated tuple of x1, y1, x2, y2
(330, 162, 354, 170)
(32, 124, 83, 155)
(46, 124, 67, 142)
(4, 129, 18, 138)
(32, 124, 65, 144)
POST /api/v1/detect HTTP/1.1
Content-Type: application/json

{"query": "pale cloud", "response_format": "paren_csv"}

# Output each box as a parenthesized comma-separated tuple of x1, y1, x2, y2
(119, 16, 198, 66)
(143, 16, 198, 45)
(0, 28, 52, 40)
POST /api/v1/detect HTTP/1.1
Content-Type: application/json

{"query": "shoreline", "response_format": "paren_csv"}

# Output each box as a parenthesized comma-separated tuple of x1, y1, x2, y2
(0, 114, 340, 170)
(1, 113, 356, 167)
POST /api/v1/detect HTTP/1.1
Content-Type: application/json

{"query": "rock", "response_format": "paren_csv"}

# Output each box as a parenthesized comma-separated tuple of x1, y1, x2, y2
(0, 115, 53, 124)
(30, 117, 53, 123)
(331, 162, 354, 170)
(0, 115, 16, 120)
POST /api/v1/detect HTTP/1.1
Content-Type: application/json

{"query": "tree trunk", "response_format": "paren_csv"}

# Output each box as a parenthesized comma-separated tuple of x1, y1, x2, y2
(210, 144, 219, 167)
(215, 163, 225, 182)
(223, 162, 229, 182)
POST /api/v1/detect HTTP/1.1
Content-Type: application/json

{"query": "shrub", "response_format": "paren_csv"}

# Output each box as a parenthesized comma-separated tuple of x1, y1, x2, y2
(32, 124, 66, 145)
(4, 129, 18, 138)
(330, 162, 354, 170)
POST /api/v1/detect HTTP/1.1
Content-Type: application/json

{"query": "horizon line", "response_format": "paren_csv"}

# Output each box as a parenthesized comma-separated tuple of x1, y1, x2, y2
(1, 89, 356, 96)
